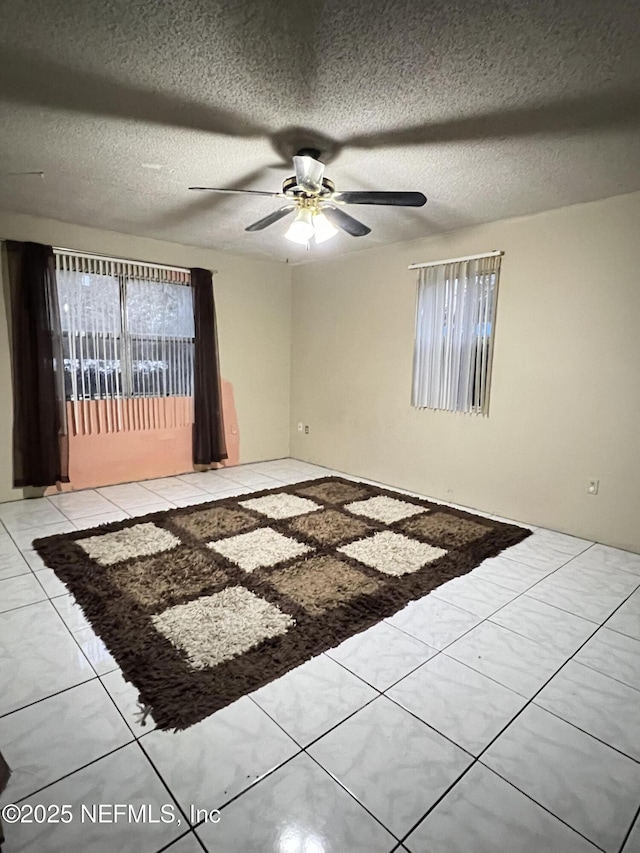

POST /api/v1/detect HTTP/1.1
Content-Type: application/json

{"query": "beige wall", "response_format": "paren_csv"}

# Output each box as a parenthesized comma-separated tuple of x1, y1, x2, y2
(4, 194, 640, 552)
(291, 191, 640, 553)
(0, 211, 292, 502)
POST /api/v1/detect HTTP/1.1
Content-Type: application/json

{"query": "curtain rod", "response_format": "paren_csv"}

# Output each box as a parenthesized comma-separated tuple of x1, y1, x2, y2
(1, 240, 217, 274)
(53, 247, 200, 275)
(408, 250, 503, 270)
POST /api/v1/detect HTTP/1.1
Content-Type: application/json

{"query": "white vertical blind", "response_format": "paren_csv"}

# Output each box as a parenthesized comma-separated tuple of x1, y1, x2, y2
(125, 277, 195, 398)
(54, 252, 195, 435)
(411, 254, 501, 414)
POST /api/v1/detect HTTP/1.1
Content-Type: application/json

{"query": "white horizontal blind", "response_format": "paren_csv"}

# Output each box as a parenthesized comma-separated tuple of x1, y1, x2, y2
(54, 252, 194, 434)
(411, 254, 501, 414)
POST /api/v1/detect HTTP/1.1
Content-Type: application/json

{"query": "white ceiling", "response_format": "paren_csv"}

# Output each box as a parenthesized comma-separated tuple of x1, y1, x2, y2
(0, 0, 639, 262)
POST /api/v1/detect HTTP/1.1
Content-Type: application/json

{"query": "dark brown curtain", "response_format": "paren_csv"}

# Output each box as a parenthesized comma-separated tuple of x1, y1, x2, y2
(6, 241, 69, 487)
(191, 267, 227, 465)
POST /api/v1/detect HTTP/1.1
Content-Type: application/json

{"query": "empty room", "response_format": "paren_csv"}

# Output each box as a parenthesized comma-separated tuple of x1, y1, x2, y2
(0, 1, 639, 852)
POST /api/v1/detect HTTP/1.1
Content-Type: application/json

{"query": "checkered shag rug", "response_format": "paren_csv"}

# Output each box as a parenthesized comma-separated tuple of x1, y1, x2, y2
(34, 477, 530, 730)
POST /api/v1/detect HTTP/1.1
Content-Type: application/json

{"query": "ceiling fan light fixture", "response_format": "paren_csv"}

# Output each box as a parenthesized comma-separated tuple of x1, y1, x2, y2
(284, 208, 314, 244)
(312, 211, 339, 244)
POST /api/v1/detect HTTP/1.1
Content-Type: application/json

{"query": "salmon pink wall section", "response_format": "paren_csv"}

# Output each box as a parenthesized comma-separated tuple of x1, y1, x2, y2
(64, 383, 239, 490)
(69, 420, 193, 490)
(218, 379, 240, 468)
(67, 397, 192, 490)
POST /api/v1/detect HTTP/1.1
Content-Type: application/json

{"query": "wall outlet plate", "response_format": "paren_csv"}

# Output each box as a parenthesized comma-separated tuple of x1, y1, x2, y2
(304, 425, 309, 434)
(587, 478, 599, 495)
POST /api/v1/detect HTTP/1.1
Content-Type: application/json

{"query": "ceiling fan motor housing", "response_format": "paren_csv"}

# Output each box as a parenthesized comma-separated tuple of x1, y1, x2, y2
(295, 147, 322, 160)
(282, 176, 335, 197)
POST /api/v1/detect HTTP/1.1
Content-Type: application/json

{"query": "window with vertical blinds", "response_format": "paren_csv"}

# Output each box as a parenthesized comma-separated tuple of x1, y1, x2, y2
(54, 253, 194, 403)
(411, 254, 501, 414)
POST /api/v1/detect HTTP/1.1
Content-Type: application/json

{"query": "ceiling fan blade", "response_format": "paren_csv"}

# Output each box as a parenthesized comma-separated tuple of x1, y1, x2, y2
(322, 206, 371, 237)
(334, 191, 427, 207)
(245, 206, 296, 232)
(293, 154, 325, 193)
(189, 187, 284, 197)
(148, 168, 274, 230)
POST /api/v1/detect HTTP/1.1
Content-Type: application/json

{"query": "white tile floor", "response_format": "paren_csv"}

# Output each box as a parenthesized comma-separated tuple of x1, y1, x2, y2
(0, 458, 639, 853)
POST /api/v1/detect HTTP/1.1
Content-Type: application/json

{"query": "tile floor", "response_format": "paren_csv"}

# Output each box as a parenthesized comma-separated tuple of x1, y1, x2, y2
(1, 458, 639, 852)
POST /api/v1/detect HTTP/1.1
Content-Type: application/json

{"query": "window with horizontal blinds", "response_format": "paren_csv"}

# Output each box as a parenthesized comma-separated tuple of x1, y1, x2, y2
(54, 253, 194, 403)
(411, 254, 501, 414)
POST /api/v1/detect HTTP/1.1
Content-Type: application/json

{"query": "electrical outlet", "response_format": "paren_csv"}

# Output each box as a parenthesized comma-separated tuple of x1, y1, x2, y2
(304, 425, 309, 434)
(587, 478, 599, 495)
(297, 422, 303, 432)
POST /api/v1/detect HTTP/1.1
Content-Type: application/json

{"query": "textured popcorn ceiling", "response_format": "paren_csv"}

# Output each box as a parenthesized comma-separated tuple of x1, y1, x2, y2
(0, 0, 639, 262)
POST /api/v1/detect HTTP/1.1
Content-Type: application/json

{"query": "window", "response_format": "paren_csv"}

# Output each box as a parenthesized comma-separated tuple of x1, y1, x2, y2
(411, 253, 501, 414)
(55, 254, 194, 402)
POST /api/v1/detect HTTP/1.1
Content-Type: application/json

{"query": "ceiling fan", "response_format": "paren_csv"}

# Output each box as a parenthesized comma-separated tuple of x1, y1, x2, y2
(189, 148, 427, 245)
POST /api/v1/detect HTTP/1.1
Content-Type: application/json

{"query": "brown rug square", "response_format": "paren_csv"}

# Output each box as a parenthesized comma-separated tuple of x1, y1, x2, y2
(267, 555, 383, 615)
(285, 508, 373, 546)
(34, 476, 531, 730)
(400, 511, 492, 549)
(170, 505, 259, 541)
